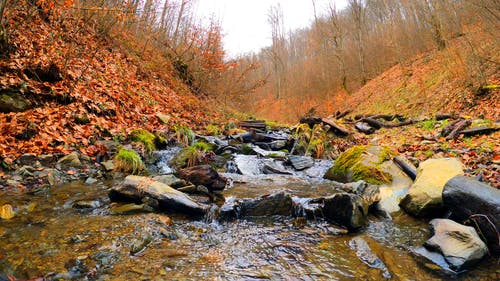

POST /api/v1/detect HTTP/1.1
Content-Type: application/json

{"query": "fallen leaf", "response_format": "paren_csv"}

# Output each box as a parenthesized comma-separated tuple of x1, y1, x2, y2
(0, 204, 15, 220)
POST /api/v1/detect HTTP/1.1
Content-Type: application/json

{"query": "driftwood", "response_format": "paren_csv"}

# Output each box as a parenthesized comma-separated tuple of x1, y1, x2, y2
(299, 116, 323, 127)
(299, 116, 350, 136)
(355, 122, 375, 134)
(370, 114, 405, 122)
(321, 118, 350, 136)
(459, 126, 500, 137)
(393, 156, 417, 180)
(335, 110, 352, 119)
(440, 119, 464, 137)
(239, 120, 266, 131)
(362, 117, 416, 129)
(436, 114, 459, 121)
(446, 119, 472, 140)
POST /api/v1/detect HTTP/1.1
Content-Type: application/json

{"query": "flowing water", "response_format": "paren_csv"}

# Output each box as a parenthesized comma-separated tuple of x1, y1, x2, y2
(1, 180, 498, 281)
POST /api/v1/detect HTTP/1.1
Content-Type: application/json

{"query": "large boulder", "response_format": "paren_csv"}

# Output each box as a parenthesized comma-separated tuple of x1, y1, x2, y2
(109, 175, 208, 216)
(413, 219, 488, 274)
(443, 176, 500, 253)
(324, 146, 395, 185)
(399, 158, 463, 217)
(324, 145, 412, 213)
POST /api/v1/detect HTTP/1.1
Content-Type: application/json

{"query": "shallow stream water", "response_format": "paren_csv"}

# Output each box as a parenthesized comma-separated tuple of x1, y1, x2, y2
(1, 179, 498, 280)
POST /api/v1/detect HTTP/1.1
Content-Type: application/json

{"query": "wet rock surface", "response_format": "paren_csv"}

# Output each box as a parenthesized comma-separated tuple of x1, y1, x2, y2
(413, 219, 488, 274)
(109, 175, 208, 216)
(443, 176, 500, 253)
(400, 158, 464, 217)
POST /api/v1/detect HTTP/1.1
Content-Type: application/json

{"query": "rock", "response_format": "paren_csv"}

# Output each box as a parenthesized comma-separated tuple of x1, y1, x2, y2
(0, 88, 31, 113)
(288, 155, 314, 171)
(232, 155, 261, 175)
(130, 233, 153, 255)
(73, 200, 101, 209)
(100, 160, 115, 172)
(443, 176, 500, 253)
(262, 160, 292, 175)
(176, 165, 227, 192)
(323, 146, 396, 185)
(425, 219, 488, 270)
(320, 193, 369, 229)
(57, 152, 82, 168)
(109, 175, 208, 216)
(39, 154, 56, 166)
(156, 113, 171, 124)
(16, 153, 38, 166)
(153, 174, 188, 189)
(109, 203, 153, 215)
(238, 191, 293, 217)
(349, 237, 391, 279)
(399, 158, 463, 217)
(412, 246, 458, 276)
(249, 144, 287, 158)
(85, 177, 98, 185)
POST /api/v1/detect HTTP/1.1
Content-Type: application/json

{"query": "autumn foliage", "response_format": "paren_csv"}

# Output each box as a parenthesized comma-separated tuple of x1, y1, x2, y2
(0, 1, 222, 162)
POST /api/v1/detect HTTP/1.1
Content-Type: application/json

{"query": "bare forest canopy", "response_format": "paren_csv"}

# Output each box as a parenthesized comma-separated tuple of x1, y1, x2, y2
(0, 0, 498, 129)
(231, 0, 499, 122)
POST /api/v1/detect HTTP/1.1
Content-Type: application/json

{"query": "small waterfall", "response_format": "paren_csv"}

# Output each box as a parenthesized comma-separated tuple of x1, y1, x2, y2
(154, 146, 182, 174)
(203, 204, 220, 225)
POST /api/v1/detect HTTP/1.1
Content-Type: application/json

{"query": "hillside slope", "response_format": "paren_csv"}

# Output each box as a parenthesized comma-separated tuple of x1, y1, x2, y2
(0, 4, 216, 161)
(342, 35, 499, 120)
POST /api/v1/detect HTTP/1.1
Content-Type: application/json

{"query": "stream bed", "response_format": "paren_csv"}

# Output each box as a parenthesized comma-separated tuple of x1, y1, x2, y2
(1, 179, 498, 280)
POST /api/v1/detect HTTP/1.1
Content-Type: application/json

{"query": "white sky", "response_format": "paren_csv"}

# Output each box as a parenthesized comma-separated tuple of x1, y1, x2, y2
(195, 0, 348, 57)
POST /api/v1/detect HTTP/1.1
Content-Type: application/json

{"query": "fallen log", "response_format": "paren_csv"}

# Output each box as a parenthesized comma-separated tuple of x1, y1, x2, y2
(321, 118, 350, 136)
(436, 114, 459, 121)
(440, 118, 464, 137)
(363, 117, 417, 129)
(446, 119, 472, 140)
(335, 110, 352, 119)
(459, 126, 500, 137)
(239, 120, 266, 131)
(393, 156, 417, 180)
(299, 116, 323, 127)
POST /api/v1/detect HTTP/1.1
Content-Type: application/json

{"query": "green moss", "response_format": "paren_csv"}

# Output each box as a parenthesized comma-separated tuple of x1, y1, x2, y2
(240, 143, 256, 155)
(130, 129, 156, 152)
(324, 145, 394, 185)
(419, 119, 437, 130)
(192, 141, 214, 152)
(206, 124, 220, 136)
(324, 146, 366, 181)
(114, 148, 144, 174)
(351, 163, 393, 185)
(170, 141, 214, 169)
(174, 125, 195, 146)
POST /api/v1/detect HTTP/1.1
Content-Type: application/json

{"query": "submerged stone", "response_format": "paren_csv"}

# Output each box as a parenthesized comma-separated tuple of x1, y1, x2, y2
(349, 237, 391, 279)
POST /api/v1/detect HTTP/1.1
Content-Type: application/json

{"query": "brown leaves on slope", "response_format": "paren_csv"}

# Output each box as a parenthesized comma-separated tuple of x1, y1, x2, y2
(0, 3, 216, 160)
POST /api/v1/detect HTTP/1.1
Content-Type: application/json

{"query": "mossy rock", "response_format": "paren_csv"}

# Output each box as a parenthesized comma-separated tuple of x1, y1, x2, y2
(324, 146, 396, 185)
(114, 148, 144, 174)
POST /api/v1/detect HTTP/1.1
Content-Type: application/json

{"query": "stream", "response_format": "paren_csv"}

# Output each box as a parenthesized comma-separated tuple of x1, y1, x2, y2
(0, 151, 499, 280)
